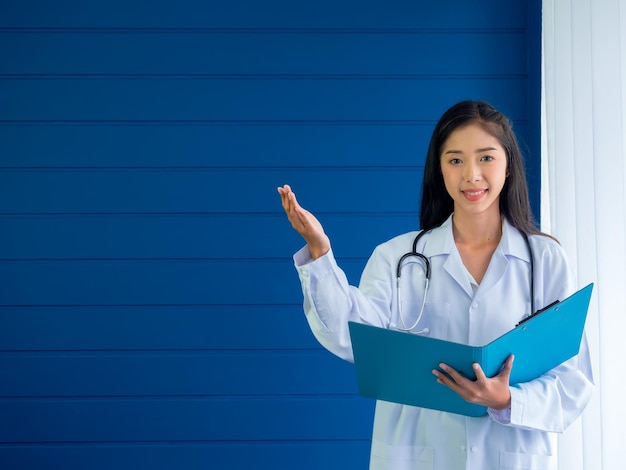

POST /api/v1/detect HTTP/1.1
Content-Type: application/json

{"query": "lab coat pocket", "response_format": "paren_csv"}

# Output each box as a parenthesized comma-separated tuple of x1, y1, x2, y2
(499, 450, 554, 469)
(370, 441, 433, 470)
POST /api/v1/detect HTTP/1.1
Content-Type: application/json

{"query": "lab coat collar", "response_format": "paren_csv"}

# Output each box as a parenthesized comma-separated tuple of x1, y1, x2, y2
(420, 215, 531, 298)
(499, 218, 532, 263)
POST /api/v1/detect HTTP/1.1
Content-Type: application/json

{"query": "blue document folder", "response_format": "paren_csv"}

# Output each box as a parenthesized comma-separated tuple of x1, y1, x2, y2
(349, 283, 594, 417)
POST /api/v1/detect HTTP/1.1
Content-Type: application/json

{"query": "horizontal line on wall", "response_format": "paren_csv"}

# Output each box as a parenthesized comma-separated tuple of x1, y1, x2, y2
(0, 302, 312, 309)
(0, 348, 324, 354)
(0, 398, 360, 405)
(0, 73, 527, 80)
(0, 27, 527, 34)
(0, 256, 366, 261)
(0, 303, 309, 308)
(0, 165, 421, 170)
(0, 119, 439, 126)
(0, 438, 371, 447)
(0, 393, 360, 400)
(0, 211, 417, 216)
(1, 73, 528, 81)
(0, 394, 361, 401)
(0, 303, 303, 309)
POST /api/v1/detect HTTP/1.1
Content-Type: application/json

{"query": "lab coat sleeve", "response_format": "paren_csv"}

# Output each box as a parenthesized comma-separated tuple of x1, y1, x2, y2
(488, 334, 594, 432)
(293, 243, 395, 362)
(488, 239, 594, 432)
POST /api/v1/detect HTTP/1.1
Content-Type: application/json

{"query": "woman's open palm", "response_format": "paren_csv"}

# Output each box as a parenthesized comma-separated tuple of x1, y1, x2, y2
(277, 184, 330, 259)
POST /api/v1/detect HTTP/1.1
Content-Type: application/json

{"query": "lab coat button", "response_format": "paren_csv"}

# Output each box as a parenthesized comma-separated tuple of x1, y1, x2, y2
(471, 303, 478, 309)
(460, 445, 466, 452)
(471, 446, 478, 453)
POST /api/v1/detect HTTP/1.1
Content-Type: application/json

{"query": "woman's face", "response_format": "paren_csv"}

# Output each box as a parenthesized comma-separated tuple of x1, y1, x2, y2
(439, 123, 508, 219)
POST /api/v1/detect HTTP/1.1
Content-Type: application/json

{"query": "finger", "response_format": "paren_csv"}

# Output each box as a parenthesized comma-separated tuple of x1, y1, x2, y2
(499, 355, 514, 380)
(288, 192, 309, 225)
(432, 369, 451, 386)
(283, 190, 293, 213)
(277, 184, 291, 196)
(432, 369, 462, 395)
(472, 362, 488, 384)
(277, 185, 290, 211)
(284, 192, 313, 234)
(282, 186, 297, 215)
(438, 363, 468, 385)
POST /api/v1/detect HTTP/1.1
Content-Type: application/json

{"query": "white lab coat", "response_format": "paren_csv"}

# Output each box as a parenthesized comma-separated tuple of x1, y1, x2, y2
(293, 215, 593, 470)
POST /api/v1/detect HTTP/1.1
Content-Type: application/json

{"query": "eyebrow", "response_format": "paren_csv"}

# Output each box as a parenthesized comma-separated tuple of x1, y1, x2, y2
(443, 147, 499, 155)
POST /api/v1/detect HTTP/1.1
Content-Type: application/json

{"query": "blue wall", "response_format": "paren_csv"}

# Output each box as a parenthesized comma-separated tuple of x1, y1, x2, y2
(0, 1, 540, 468)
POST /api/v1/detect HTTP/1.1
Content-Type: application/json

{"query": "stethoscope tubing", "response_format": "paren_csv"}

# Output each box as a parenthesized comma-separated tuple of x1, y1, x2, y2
(395, 228, 535, 333)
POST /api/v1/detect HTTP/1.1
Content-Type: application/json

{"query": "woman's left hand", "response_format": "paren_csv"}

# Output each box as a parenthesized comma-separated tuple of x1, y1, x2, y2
(432, 355, 514, 410)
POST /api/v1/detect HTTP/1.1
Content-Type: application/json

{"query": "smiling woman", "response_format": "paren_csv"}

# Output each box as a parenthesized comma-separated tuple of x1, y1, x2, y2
(278, 100, 593, 470)
(440, 124, 509, 283)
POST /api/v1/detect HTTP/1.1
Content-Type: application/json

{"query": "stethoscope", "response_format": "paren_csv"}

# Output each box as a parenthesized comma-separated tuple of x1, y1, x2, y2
(395, 228, 535, 333)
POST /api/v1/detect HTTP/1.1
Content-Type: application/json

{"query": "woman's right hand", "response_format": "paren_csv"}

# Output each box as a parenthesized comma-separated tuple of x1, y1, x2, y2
(277, 184, 331, 259)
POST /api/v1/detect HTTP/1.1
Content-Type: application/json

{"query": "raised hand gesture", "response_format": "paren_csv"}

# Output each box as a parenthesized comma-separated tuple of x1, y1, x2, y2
(277, 184, 331, 259)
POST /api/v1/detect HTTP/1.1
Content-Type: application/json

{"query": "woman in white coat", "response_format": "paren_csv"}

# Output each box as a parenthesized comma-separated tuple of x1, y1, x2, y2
(277, 100, 593, 469)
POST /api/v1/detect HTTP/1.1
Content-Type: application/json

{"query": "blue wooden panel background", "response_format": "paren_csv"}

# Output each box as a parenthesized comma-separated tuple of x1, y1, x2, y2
(0, 0, 541, 468)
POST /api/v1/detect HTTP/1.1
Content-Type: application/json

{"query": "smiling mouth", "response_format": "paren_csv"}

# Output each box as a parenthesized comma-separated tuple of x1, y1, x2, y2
(462, 189, 487, 201)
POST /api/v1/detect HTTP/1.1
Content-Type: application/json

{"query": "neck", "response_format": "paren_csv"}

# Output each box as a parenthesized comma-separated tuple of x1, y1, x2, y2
(451, 211, 503, 245)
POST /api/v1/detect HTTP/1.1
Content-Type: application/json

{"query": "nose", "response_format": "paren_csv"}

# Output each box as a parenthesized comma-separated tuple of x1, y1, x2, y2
(463, 161, 481, 182)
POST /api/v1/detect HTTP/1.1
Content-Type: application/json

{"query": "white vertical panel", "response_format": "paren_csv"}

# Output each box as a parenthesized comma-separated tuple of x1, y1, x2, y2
(543, 0, 626, 469)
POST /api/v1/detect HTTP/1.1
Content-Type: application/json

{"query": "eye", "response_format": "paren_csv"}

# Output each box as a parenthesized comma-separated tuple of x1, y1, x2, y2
(448, 158, 463, 165)
(480, 155, 494, 162)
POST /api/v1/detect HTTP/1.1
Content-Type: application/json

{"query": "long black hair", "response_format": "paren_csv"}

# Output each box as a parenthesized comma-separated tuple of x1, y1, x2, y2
(419, 100, 542, 237)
